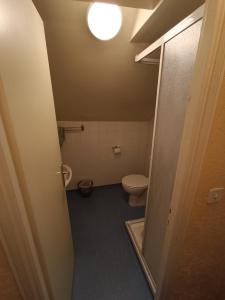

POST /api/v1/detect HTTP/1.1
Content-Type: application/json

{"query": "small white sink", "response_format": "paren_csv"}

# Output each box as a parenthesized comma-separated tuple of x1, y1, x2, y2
(62, 164, 72, 188)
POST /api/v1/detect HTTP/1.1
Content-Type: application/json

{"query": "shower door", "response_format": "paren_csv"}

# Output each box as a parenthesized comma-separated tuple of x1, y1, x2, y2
(143, 19, 203, 289)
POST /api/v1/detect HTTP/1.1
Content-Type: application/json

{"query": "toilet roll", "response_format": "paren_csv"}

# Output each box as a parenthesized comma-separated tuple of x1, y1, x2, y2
(113, 146, 121, 154)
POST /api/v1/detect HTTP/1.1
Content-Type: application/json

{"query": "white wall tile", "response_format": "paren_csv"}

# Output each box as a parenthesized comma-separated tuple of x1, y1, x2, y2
(58, 121, 153, 189)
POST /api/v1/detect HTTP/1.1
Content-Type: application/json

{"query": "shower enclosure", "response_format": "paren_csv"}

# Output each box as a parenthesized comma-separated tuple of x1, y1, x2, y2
(126, 4, 204, 296)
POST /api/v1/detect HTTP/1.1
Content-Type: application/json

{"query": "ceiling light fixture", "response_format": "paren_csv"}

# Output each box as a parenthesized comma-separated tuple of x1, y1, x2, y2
(87, 2, 122, 41)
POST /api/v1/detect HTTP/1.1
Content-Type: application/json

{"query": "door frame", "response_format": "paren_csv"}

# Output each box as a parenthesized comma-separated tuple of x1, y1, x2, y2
(0, 81, 51, 300)
(157, 0, 225, 298)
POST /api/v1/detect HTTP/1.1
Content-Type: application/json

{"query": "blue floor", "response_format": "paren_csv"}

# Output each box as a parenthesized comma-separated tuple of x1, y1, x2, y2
(67, 184, 153, 300)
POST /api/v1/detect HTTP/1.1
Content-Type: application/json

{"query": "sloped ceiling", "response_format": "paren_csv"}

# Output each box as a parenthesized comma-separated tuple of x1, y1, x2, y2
(73, 0, 156, 9)
(32, 0, 158, 121)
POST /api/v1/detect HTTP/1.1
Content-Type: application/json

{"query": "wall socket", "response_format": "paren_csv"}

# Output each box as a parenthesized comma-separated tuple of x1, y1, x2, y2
(208, 187, 225, 204)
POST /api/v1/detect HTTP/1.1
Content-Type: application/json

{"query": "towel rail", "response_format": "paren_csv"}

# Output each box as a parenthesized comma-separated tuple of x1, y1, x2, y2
(64, 125, 84, 132)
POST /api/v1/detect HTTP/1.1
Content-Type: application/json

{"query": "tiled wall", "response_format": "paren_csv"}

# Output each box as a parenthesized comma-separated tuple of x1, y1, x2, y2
(58, 121, 154, 189)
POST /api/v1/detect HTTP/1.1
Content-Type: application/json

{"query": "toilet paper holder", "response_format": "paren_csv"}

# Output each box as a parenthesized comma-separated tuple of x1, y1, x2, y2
(112, 145, 121, 154)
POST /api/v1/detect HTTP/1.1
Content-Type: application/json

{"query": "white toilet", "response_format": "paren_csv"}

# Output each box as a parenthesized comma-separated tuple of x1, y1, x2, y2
(122, 174, 148, 207)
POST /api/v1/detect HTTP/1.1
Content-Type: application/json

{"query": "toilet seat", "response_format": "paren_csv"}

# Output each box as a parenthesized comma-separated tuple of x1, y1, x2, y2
(122, 174, 148, 189)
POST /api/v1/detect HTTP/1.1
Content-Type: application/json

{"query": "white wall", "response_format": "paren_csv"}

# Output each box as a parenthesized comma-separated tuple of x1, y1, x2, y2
(58, 121, 154, 189)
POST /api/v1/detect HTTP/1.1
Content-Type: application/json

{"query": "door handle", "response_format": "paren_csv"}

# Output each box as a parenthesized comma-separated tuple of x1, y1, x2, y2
(56, 171, 69, 175)
(61, 171, 69, 175)
(57, 164, 66, 187)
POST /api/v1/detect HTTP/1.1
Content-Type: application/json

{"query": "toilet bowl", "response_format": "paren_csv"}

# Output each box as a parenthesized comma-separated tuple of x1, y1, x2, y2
(122, 174, 148, 207)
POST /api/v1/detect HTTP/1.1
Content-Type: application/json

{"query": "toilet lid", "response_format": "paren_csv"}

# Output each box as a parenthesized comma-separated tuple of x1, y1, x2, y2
(122, 175, 148, 188)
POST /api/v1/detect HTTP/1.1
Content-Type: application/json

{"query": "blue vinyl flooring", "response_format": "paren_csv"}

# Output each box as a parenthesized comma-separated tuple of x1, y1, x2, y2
(67, 184, 153, 300)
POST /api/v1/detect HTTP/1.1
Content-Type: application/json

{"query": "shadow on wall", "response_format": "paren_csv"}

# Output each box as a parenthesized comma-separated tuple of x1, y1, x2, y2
(58, 120, 154, 189)
(0, 242, 22, 299)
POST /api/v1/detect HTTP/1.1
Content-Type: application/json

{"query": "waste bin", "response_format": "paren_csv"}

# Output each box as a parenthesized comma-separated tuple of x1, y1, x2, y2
(77, 179, 93, 197)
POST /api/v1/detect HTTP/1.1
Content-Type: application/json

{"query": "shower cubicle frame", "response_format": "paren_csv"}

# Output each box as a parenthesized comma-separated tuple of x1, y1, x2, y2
(128, 1, 225, 299)
(135, 5, 204, 63)
(129, 5, 205, 295)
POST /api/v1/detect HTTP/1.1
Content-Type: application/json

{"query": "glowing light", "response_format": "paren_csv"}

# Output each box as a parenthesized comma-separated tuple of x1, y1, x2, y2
(87, 2, 122, 41)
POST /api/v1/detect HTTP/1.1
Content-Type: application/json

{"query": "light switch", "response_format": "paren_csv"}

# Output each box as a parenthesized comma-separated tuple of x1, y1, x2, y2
(208, 187, 225, 204)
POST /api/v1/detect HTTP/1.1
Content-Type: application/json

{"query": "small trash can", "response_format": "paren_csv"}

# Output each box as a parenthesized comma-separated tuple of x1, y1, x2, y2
(77, 179, 93, 197)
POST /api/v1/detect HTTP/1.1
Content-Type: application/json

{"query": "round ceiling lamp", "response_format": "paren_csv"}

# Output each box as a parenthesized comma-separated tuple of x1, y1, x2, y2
(87, 2, 122, 41)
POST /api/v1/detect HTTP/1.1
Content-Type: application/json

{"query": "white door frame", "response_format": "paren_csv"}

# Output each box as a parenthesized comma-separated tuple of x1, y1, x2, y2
(0, 81, 51, 300)
(157, 0, 225, 298)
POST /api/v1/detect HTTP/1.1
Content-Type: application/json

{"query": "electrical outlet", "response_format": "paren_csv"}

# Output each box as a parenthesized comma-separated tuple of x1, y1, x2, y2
(208, 187, 225, 204)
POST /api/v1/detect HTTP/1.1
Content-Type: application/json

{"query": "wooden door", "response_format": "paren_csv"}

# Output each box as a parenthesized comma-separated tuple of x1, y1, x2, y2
(0, 1, 74, 299)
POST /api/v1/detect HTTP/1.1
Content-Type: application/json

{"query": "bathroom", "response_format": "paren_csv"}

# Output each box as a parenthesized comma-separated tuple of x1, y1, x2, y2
(52, 3, 160, 298)
(2, 1, 225, 300)
(33, 0, 203, 298)
(46, 0, 202, 298)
